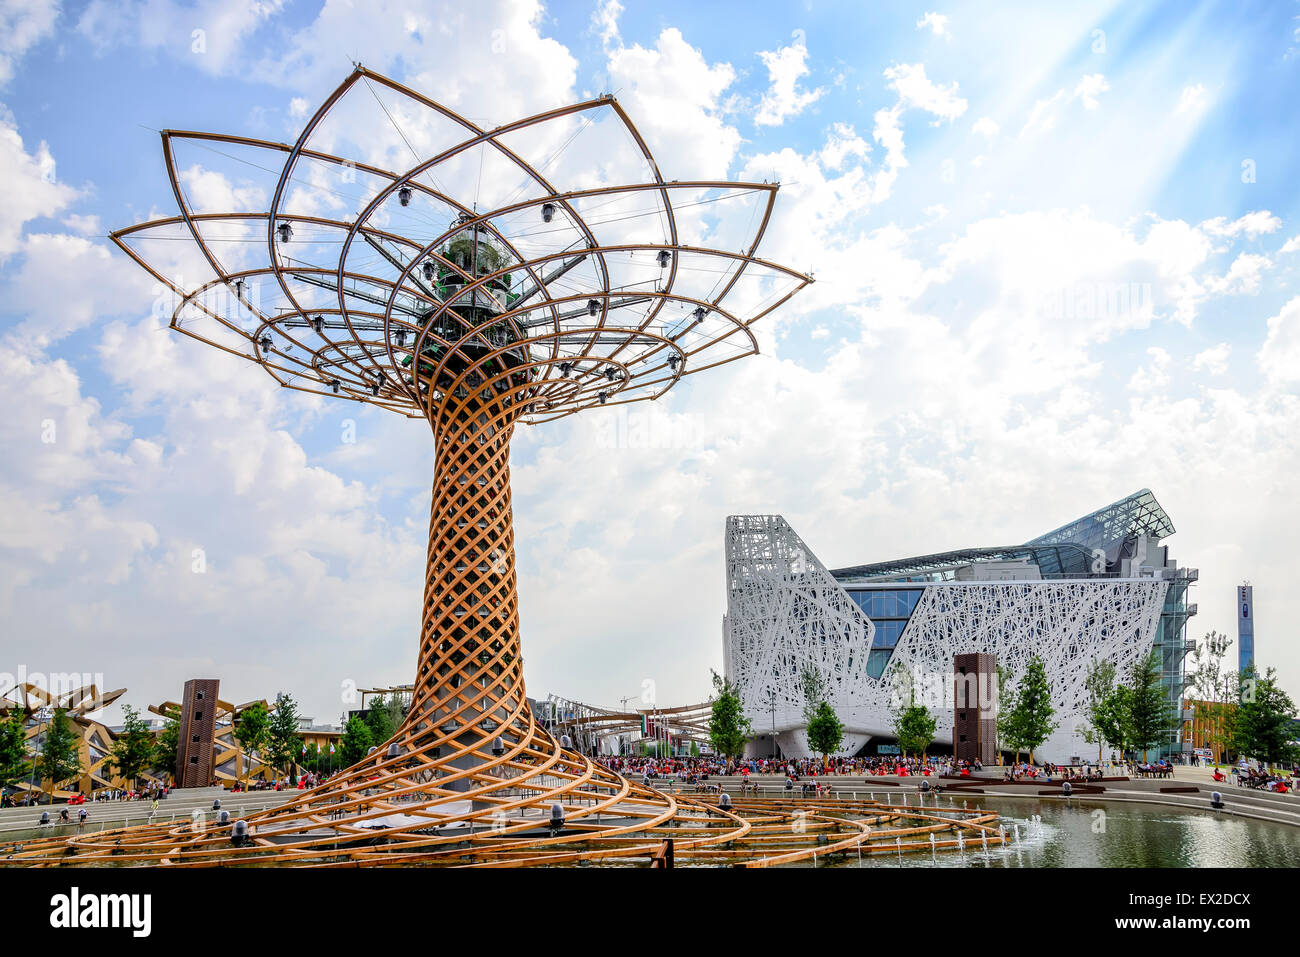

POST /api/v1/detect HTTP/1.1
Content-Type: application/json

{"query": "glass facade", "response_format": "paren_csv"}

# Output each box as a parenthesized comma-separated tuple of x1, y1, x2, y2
(846, 588, 922, 678)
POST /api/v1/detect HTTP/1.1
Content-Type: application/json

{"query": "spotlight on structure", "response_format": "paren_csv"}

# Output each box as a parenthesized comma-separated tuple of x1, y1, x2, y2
(276, 221, 293, 243)
(422, 261, 436, 281)
(657, 249, 671, 269)
(560, 734, 573, 749)
(666, 354, 680, 373)
(1061, 781, 1072, 797)
(395, 328, 407, 348)
(386, 743, 401, 761)
(370, 381, 381, 396)
(493, 736, 505, 757)
(719, 792, 732, 810)
(598, 391, 608, 404)
(217, 809, 230, 825)
(312, 315, 324, 334)
(231, 820, 250, 846)
(1211, 791, 1225, 809)
(330, 379, 340, 394)
(398, 186, 412, 207)
(234, 279, 245, 299)
(541, 201, 555, 223)
(259, 334, 272, 351)
(548, 803, 565, 834)
(587, 299, 599, 317)
(604, 366, 617, 381)
(691, 306, 706, 325)
(559, 361, 572, 378)
(212, 799, 222, 811)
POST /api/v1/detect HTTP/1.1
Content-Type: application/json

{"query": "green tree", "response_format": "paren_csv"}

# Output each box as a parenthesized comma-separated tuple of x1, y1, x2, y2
(993, 663, 1012, 760)
(37, 708, 82, 802)
(234, 702, 270, 785)
(806, 700, 845, 761)
(364, 694, 405, 745)
(108, 705, 156, 791)
(800, 666, 829, 724)
(265, 693, 303, 780)
(1005, 656, 1057, 763)
(893, 704, 937, 760)
(799, 665, 844, 763)
(1094, 685, 1131, 765)
(1233, 667, 1299, 768)
(340, 715, 373, 766)
(1188, 630, 1238, 763)
(0, 709, 32, 796)
(152, 715, 179, 779)
(707, 671, 753, 760)
(1079, 658, 1118, 762)
(1125, 651, 1172, 762)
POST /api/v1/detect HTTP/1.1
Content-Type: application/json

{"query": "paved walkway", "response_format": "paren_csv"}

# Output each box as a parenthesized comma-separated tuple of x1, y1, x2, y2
(0, 786, 299, 837)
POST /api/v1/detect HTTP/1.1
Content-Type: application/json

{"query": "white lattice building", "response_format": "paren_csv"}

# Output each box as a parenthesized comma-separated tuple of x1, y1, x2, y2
(723, 491, 1198, 763)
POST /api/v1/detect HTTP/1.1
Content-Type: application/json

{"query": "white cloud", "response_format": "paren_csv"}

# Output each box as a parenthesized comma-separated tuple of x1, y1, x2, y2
(1176, 83, 1208, 114)
(1127, 346, 1172, 393)
(1204, 252, 1271, 295)
(0, 109, 80, 259)
(1281, 235, 1300, 254)
(0, 0, 58, 86)
(817, 122, 870, 170)
(1258, 296, 1300, 384)
(61, 213, 101, 236)
(754, 36, 825, 127)
(605, 28, 739, 180)
(972, 116, 999, 138)
(916, 12, 949, 36)
(77, 0, 286, 75)
(1073, 73, 1110, 110)
(1020, 74, 1109, 136)
(883, 62, 967, 122)
(1200, 210, 1282, 239)
(4, 233, 153, 345)
(591, 0, 622, 50)
(1191, 342, 1231, 374)
(1020, 90, 1066, 137)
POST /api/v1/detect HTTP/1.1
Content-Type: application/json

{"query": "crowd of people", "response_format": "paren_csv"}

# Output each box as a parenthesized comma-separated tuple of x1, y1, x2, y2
(1229, 763, 1295, 792)
(595, 753, 994, 784)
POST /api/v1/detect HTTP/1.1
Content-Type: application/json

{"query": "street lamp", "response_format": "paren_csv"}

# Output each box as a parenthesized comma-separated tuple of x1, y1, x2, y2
(764, 688, 777, 762)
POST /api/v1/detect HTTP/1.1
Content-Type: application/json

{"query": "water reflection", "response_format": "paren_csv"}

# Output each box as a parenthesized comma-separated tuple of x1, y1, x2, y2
(841, 798, 1300, 868)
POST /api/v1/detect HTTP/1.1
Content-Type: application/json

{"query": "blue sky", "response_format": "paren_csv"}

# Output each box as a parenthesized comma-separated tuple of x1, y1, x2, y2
(2, 0, 1299, 724)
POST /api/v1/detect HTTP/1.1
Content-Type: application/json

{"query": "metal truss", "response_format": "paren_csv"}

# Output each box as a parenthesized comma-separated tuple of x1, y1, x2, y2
(1029, 488, 1175, 559)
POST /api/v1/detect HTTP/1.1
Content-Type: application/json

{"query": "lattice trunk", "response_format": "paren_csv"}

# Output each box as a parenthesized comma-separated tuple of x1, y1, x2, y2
(405, 382, 528, 784)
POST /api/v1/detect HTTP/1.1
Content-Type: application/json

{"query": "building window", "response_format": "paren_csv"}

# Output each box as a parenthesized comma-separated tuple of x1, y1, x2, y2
(194, 711, 203, 721)
(192, 734, 200, 743)
(196, 690, 204, 700)
(189, 756, 198, 764)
